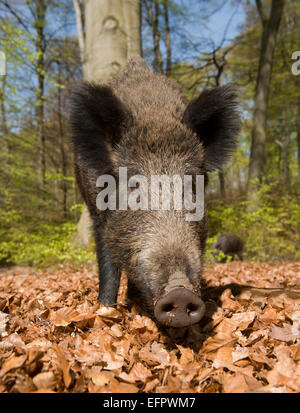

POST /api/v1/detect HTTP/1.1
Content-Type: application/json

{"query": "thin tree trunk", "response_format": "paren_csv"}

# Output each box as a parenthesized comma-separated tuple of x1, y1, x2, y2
(0, 75, 10, 188)
(297, 95, 300, 183)
(163, 0, 171, 76)
(213, 56, 226, 199)
(139, 0, 143, 57)
(247, 0, 286, 195)
(144, 0, 163, 73)
(35, 0, 47, 188)
(36, 77, 45, 188)
(57, 61, 67, 217)
(282, 133, 289, 186)
(218, 171, 225, 199)
(0, 75, 9, 155)
(153, 0, 163, 72)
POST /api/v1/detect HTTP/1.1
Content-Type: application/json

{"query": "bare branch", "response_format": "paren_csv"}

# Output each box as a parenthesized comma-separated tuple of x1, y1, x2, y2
(0, 0, 29, 31)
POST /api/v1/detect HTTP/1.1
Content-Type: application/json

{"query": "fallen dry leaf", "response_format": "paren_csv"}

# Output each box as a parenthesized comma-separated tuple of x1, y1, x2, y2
(139, 342, 170, 367)
(230, 311, 256, 331)
(74, 342, 105, 366)
(119, 362, 152, 383)
(52, 343, 72, 388)
(32, 372, 56, 390)
(223, 373, 249, 393)
(95, 306, 122, 321)
(232, 346, 250, 363)
(90, 370, 112, 386)
(49, 307, 79, 327)
(0, 312, 8, 337)
(0, 355, 27, 376)
(292, 344, 300, 361)
(270, 323, 298, 343)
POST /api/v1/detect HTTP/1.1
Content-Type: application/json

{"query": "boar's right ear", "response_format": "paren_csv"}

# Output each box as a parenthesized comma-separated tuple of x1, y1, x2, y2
(70, 82, 129, 165)
(182, 85, 240, 171)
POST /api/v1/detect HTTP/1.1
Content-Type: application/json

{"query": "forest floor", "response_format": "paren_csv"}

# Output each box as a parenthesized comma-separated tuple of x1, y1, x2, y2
(0, 262, 299, 393)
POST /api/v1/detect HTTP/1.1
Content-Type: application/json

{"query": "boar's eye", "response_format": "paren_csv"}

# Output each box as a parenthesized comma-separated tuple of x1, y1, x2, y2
(182, 85, 241, 172)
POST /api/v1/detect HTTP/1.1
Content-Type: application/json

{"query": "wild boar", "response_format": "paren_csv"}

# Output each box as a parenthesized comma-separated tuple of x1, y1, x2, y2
(213, 234, 244, 262)
(70, 57, 240, 327)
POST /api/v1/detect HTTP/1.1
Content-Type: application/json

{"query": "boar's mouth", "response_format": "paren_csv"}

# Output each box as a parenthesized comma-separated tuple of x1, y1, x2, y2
(154, 287, 205, 328)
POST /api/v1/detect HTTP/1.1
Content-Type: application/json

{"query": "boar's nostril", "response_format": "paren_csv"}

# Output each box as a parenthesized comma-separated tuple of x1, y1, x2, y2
(162, 303, 175, 313)
(154, 287, 205, 328)
(187, 303, 198, 313)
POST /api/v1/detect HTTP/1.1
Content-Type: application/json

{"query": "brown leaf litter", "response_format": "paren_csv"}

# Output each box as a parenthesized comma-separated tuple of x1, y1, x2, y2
(0, 262, 299, 393)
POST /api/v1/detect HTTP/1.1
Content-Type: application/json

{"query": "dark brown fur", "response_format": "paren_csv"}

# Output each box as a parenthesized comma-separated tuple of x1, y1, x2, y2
(70, 57, 240, 317)
(213, 234, 244, 262)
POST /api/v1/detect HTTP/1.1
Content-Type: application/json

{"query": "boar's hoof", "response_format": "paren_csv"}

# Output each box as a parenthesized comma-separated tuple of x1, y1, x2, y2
(154, 287, 205, 328)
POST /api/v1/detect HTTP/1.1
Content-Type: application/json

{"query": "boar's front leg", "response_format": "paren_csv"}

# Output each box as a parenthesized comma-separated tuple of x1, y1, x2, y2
(92, 221, 121, 306)
(237, 251, 243, 261)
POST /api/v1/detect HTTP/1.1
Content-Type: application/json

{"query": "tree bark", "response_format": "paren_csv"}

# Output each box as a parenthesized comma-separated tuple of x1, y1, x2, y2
(247, 0, 286, 195)
(212, 50, 226, 199)
(218, 171, 225, 199)
(282, 132, 289, 186)
(163, 0, 171, 76)
(144, 0, 163, 73)
(84, 0, 141, 82)
(34, 0, 47, 188)
(123, 0, 142, 58)
(0, 75, 9, 155)
(297, 95, 300, 183)
(153, 0, 163, 72)
(57, 61, 67, 217)
(73, 0, 142, 246)
(73, 0, 85, 65)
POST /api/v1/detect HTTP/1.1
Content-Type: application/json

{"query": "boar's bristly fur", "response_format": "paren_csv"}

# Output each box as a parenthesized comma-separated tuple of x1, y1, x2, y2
(70, 57, 241, 324)
(213, 234, 244, 262)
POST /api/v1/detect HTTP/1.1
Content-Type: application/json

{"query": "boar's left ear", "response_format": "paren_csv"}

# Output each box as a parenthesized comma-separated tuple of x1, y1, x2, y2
(70, 82, 130, 166)
(182, 85, 240, 171)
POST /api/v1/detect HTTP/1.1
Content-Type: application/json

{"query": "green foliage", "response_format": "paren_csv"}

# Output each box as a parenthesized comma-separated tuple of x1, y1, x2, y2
(69, 203, 84, 213)
(0, 211, 95, 267)
(0, 186, 94, 267)
(45, 172, 75, 183)
(206, 181, 300, 263)
(0, 219, 95, 267)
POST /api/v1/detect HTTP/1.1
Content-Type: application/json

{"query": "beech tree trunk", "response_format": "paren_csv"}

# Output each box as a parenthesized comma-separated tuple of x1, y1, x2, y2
(247, 0, 286, 195)
(73, 0, 142, 247)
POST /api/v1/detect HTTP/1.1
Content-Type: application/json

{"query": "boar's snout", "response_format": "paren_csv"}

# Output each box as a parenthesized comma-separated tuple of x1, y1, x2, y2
(154, 288, 205, 328)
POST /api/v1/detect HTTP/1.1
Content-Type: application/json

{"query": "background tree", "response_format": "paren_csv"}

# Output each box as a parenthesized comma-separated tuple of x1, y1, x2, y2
(247, 0, 286, 195)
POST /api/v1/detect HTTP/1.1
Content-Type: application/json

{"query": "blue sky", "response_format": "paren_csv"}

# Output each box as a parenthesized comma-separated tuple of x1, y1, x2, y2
(204, 0, 246, 44)
(142, 0, 247, 64)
